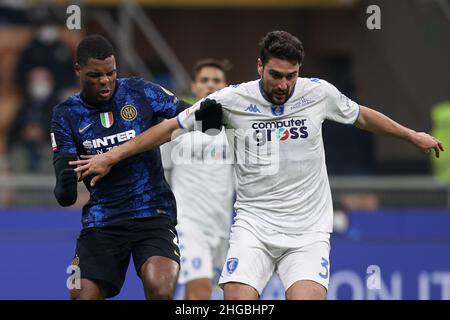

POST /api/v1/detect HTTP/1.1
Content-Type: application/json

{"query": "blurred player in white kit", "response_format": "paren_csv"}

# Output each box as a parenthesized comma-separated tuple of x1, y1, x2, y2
(72, 31, 443, 300)
(161, 59, 234, 300)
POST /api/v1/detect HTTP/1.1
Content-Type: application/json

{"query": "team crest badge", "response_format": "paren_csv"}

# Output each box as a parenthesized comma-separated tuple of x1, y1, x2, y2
(121, 105, 138, 121)
(226, 257, 239, 274)
(271, 105, 285, 116)
(100, 111, 114, 128)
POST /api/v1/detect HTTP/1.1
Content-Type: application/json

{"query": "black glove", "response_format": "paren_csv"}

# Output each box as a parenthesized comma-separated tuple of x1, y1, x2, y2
(54, 168, 78, 207)
(194, 98, 223, 135)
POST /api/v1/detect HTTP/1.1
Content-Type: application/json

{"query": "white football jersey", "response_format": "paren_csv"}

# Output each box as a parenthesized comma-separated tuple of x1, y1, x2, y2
(161, 130, 235, 238)
(177, 77, 360, 234)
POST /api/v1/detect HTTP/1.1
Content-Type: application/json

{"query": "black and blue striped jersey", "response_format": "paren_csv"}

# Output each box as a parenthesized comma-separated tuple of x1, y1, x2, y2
(51, 77, 188, 228)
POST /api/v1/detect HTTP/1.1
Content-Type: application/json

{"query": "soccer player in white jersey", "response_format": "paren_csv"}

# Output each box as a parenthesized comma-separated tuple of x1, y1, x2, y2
(161, 59, 234, 299)
(71, 31, 444, 300)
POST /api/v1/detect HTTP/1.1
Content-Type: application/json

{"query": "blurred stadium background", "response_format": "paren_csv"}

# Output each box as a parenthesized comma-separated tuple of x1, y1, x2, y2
(0, 0, 449, 300)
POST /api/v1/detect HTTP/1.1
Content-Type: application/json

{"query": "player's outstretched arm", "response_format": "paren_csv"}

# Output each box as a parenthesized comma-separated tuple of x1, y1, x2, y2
(355, 106, 444, 158)
(70, 117, 181, 186)
(53, 153, 79, 206)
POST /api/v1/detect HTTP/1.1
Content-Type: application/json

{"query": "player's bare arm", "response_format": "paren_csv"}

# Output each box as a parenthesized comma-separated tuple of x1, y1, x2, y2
(355, 106, 444, 158)
(71, 117, 180, 186)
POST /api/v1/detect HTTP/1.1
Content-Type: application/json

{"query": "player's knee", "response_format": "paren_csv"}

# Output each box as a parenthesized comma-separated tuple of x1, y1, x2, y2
(145, 283, 175, 300)
(185, 288, 212, 300)
(140, 256, 179, 299)
(223, 282, 259, 300)
(223, 285, 242, 300)
(69, 279, 106, 300)
(70, 287, 104, 300)
(142, 269, 177, 299)
(185, 279, 213, 300)
(285, 280, 327, 300)
(70, 290, 100, 300)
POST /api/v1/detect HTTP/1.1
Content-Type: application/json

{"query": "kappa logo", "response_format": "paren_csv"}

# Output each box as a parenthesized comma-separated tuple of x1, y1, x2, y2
(226, 257, 239, 274)
(245, 104, 261, 113)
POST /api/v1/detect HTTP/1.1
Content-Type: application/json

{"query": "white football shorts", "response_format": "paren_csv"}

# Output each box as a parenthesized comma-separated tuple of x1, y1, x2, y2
(177, 222, 229, 284)
(218, 221, 331, 295)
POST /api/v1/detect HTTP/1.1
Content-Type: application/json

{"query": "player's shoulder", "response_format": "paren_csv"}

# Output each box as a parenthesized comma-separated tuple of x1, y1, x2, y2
(209, 79, 260, 102)
(52, 93, 82, 116)
(118, 76, 146, 92)
(121, 76, 175, 97)
(297, 77, 331, 89)
(294, 77, 337, 98)
(229, 79, 260, 93)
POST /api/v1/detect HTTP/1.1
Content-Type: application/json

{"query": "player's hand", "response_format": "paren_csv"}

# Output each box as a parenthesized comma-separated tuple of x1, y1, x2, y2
(69, 154, 114, 187)
(71, 156, 92, 182)
(195, 98, 223, 135)
(411, 132, 444, 158)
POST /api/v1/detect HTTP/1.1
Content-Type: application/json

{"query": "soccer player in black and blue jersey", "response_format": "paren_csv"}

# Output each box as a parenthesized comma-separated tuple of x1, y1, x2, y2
(51, 35, 189, 300)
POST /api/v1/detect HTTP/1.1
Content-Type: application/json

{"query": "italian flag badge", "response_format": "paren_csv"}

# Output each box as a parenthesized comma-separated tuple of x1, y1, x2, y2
(100, 112, 114, 128)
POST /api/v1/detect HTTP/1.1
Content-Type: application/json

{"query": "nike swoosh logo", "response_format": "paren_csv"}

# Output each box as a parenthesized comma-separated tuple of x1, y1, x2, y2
(78, 123, 92, 133)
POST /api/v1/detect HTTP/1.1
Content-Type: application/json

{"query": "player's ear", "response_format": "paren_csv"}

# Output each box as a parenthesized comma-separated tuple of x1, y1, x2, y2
(74, 63, 81, 77)
(257, 58, 263, 77)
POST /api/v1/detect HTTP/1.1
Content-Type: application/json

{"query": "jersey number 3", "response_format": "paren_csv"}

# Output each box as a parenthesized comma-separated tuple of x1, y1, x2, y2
(318, 257, 329, 279)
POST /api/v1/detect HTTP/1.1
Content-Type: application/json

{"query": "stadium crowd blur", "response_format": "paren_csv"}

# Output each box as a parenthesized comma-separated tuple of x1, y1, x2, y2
(0, 2, 448, 215)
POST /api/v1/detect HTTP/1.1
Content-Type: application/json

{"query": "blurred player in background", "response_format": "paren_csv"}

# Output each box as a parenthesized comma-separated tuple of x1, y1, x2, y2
(51, 35, 189, 300)
(70, 30, 443, 300)
(161, 59, 234, 299)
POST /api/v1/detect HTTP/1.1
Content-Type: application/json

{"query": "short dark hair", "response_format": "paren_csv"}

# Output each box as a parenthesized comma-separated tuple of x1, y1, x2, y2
(76, 34, 115, 66)
(259, 31, 305, 66)
(193, 58, 232, 80)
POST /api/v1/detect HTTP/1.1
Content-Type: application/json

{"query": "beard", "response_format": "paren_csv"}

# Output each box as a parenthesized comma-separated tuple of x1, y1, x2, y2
(261, 76, 292, 105)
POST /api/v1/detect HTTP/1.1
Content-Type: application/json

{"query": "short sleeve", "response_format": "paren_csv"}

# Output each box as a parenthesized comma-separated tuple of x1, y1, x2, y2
(323, 81, 360, 125)
(143, 82, 189, 119)
(176, 90, 227, 131)
(51, 105, 77, 156)
(176, 100, 202, 131)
